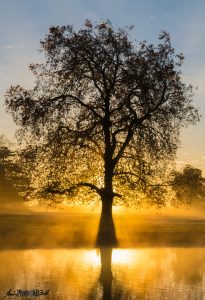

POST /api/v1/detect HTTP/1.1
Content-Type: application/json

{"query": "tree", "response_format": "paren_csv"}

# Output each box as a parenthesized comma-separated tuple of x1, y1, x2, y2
(5, 20, 199, 245)
(172, 165, 205, 205)
(0, 136, 30, 211)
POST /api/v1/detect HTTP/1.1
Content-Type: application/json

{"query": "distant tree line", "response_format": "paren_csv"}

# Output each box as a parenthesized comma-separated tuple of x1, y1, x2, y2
(172, 165, 205, 206)
(0, 135, 30, 211)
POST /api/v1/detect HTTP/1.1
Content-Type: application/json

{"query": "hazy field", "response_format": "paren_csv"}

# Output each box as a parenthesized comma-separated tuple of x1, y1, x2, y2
(1, 211, 205, 249)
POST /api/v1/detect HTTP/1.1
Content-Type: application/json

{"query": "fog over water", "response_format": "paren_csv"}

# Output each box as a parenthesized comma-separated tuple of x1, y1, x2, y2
(1, 209, 205, 299)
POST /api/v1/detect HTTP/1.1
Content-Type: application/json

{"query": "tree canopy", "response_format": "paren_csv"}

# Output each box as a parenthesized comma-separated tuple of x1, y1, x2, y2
(0, 136, 30, 210)
(172, 165, 205, 205)
(5, 20, 199, 210)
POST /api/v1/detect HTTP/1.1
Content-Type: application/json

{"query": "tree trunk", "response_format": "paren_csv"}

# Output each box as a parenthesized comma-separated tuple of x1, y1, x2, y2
(96, 199, 118, 247)
(96, 139, 118, 246)
(99, 247, 113, 300)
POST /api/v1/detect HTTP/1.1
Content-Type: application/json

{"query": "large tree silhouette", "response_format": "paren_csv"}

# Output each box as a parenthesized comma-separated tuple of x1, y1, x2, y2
(5, 20, 199, 244)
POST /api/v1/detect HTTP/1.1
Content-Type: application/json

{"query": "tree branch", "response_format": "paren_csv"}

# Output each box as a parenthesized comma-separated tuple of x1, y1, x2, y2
(113, 123, 134, 165)
(137, 81, 168, 123)
(45, 182, 102, 196)
(88, 137, 104, 158)
(56, 125, 104, 159)
(112, 82, 168, 165)
(43, 94, 103, 120)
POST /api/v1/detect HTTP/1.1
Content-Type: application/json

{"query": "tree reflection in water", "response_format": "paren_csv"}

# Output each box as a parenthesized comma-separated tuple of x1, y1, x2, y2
(99, 248, 112, 300)
(90, 209, 133, 299)
(87, 247, 133, 300)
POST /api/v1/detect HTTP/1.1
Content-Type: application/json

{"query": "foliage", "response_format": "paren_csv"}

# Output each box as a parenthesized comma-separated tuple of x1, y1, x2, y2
(172, 165, 205, 205)
(0, 136, 30, 208)
(5, 20, 199, 208)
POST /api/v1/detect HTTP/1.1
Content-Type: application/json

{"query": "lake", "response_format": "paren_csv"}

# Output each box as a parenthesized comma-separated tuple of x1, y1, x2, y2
(1, 212, 205, 299)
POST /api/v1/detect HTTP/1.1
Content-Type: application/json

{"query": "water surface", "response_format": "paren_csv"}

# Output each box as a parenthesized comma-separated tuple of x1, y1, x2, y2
(1, 213, 205, 299)
(0, 247, 205, 299)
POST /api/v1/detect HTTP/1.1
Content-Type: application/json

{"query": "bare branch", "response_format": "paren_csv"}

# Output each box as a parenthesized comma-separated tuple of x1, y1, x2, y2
(46, 182, 102, 196)
(44, 94, 103, 120)
(113, 123, 134, 165)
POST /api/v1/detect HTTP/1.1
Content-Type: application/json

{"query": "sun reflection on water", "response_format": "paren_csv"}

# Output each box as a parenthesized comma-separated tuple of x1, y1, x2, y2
(84, 248, 142, 266)
(0, 248, 205, 299)
(112, 249, 136, 264)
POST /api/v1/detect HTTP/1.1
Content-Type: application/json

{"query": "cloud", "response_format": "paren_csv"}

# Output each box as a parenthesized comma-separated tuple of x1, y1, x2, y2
(1, 45, 14, 50)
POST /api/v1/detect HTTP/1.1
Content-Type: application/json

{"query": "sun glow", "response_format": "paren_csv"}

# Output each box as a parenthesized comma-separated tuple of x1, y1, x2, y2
(84, 249, 139, 267)
(112, 249, 136, 264)
(84, 249, 101, 267)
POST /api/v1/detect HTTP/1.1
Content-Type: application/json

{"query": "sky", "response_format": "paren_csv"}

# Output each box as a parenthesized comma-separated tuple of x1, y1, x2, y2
(0, 0, 205, 171)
